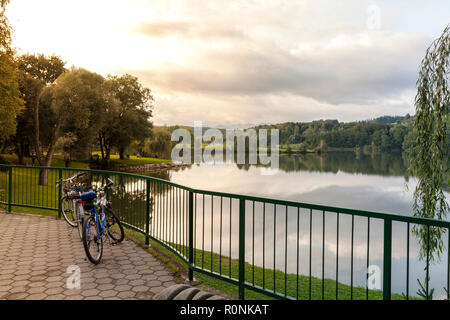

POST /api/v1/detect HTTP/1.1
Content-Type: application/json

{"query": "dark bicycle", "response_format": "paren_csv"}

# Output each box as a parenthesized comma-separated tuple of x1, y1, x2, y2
(57, 172, 87, 239)
(81, 178, 124, 264)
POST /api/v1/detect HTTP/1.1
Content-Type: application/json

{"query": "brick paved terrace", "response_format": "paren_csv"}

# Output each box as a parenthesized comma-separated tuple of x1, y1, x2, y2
(0, 210, 181, 300)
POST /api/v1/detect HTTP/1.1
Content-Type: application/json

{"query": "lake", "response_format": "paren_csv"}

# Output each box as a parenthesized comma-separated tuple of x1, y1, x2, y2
(144, 152, 449, 299)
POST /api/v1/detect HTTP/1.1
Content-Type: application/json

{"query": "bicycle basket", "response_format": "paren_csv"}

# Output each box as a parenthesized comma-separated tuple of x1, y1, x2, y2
(67, 189, 81, 200)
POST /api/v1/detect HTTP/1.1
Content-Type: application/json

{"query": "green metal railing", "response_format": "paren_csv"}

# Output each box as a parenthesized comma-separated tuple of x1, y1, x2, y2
(0, 164, 449, 300)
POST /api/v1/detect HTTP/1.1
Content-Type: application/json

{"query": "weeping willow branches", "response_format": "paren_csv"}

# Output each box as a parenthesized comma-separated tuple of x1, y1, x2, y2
(411, 25, 449, 262)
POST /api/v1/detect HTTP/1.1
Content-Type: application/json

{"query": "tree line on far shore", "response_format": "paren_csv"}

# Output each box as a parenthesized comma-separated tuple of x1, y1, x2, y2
(252, 114, 428, 153)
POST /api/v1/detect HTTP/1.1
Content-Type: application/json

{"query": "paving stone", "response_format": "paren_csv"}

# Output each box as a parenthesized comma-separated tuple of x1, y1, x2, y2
(28, 286, 47, 294)
(117, 291, 136, 299)
(6, 292, 29, 299)
(45, 294, 65, 300)
(10, 286, 29, 294)
(81, 288, 100, 297)
(116, 284, 132, 292)
(0, 286, 12, 293)
(0, 279, 13, 286)
(132, 285, 150, 293)
(97, 284, 114, 291)
(26, 293, 48, 300)
(95, 278, 113, 285)
(45, 287, 64, 295)
(99, 290, 118, 298)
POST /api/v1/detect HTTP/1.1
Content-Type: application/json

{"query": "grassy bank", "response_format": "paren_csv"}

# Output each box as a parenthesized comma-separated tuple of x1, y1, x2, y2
(0, 153, 171, 171)
(0, 154, 89, 168)
(91, 153, 171, 166)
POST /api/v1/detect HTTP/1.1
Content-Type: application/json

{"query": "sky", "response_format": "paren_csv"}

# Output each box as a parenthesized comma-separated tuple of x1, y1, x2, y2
(5, 0, 450, 127)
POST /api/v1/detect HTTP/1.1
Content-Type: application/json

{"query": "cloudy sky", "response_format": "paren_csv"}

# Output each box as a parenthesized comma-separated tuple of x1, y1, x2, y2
(6, 0, 450, 126)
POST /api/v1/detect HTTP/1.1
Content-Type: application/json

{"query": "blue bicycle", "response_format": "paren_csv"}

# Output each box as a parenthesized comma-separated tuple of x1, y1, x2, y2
(81, 178, 124, 264)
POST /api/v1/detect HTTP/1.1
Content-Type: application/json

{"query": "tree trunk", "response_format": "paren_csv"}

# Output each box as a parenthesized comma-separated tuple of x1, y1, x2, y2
(34, 92, 43, 166)
(38, 122, 61, 186)
(14, 141, 24, 165)
(24, 144, 31, 158)
(65, 158, 71, 168)
(39, 168, 49, 186)
(99, 134, 105, 160)
(119, 148, 125, 160)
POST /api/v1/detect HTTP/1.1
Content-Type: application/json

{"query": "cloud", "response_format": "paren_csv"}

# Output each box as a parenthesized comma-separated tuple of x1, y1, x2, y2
(7, 0, 450, 125)
(134, 21, 247, 40)
(135, 31, 429, 105)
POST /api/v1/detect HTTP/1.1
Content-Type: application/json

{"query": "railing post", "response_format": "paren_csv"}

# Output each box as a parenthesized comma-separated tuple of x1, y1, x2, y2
(145, 179, 150, 246)
(8, 166, 12, 212)
(383, 218, 392, 300)
(57, 168, 62, 219)
(239, 198, 246, 300)
(188, 191, 194, 281)
(104, 173, 110, 199)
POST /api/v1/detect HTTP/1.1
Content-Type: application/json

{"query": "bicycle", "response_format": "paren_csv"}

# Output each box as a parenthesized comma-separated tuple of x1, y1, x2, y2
(81, 178, 124, 264)
(57, 172, 87, 238)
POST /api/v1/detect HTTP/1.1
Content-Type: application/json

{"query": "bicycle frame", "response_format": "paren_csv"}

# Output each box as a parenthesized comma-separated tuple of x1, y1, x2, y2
(86, 194, 107, 240)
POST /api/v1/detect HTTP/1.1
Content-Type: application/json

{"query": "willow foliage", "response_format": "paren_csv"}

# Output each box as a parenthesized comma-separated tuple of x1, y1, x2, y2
(411, 25, 450, 262)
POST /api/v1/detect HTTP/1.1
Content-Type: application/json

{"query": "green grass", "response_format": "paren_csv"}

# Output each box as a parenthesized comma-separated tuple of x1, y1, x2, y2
(1, 154, 89, 168)
(91, 153, 171, 166)
(0, 167, 61, 216)
(1, 153, 171, 169)
(178, 244, 418, 300)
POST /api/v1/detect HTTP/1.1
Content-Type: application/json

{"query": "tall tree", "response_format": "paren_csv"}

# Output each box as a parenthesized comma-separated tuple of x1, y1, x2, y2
(36, 68, 112, 184)
(0, 1, 24, 145)
(99, 74, 153, 161)
(17, 54, 66, 169)
(410, 25, 449, 267)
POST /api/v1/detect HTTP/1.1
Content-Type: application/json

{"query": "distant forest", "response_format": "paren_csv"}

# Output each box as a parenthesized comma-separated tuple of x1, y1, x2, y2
(252, 115, 419, 152)
(165, 114, 449, 154)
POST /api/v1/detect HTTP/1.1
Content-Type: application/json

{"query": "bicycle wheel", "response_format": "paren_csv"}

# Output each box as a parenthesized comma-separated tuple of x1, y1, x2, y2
(82, 216, 103, 264)
(61, 196, 77, 227)
(105, 207, 124, 243)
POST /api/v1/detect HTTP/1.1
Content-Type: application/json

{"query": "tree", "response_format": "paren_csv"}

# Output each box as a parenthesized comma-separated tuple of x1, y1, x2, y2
(410, 25, 449, 265)
(99, 74, 153, 161)
(143, 127, 172, 158)
(0, 1, 24, 145)
(390, 125, 408, 150)
(16, 54, 66, 169)
(37, 68, 112, 184)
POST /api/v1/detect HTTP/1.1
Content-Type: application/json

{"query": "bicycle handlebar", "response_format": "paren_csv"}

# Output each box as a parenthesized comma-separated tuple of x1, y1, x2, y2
(97, 178, 114, 193)
(56, 172, 88, 185)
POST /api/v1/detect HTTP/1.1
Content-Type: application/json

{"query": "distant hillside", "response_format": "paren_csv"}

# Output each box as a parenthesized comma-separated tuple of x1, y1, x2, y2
(157, 114, 424, 153)
(360, 115, 412, 125)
